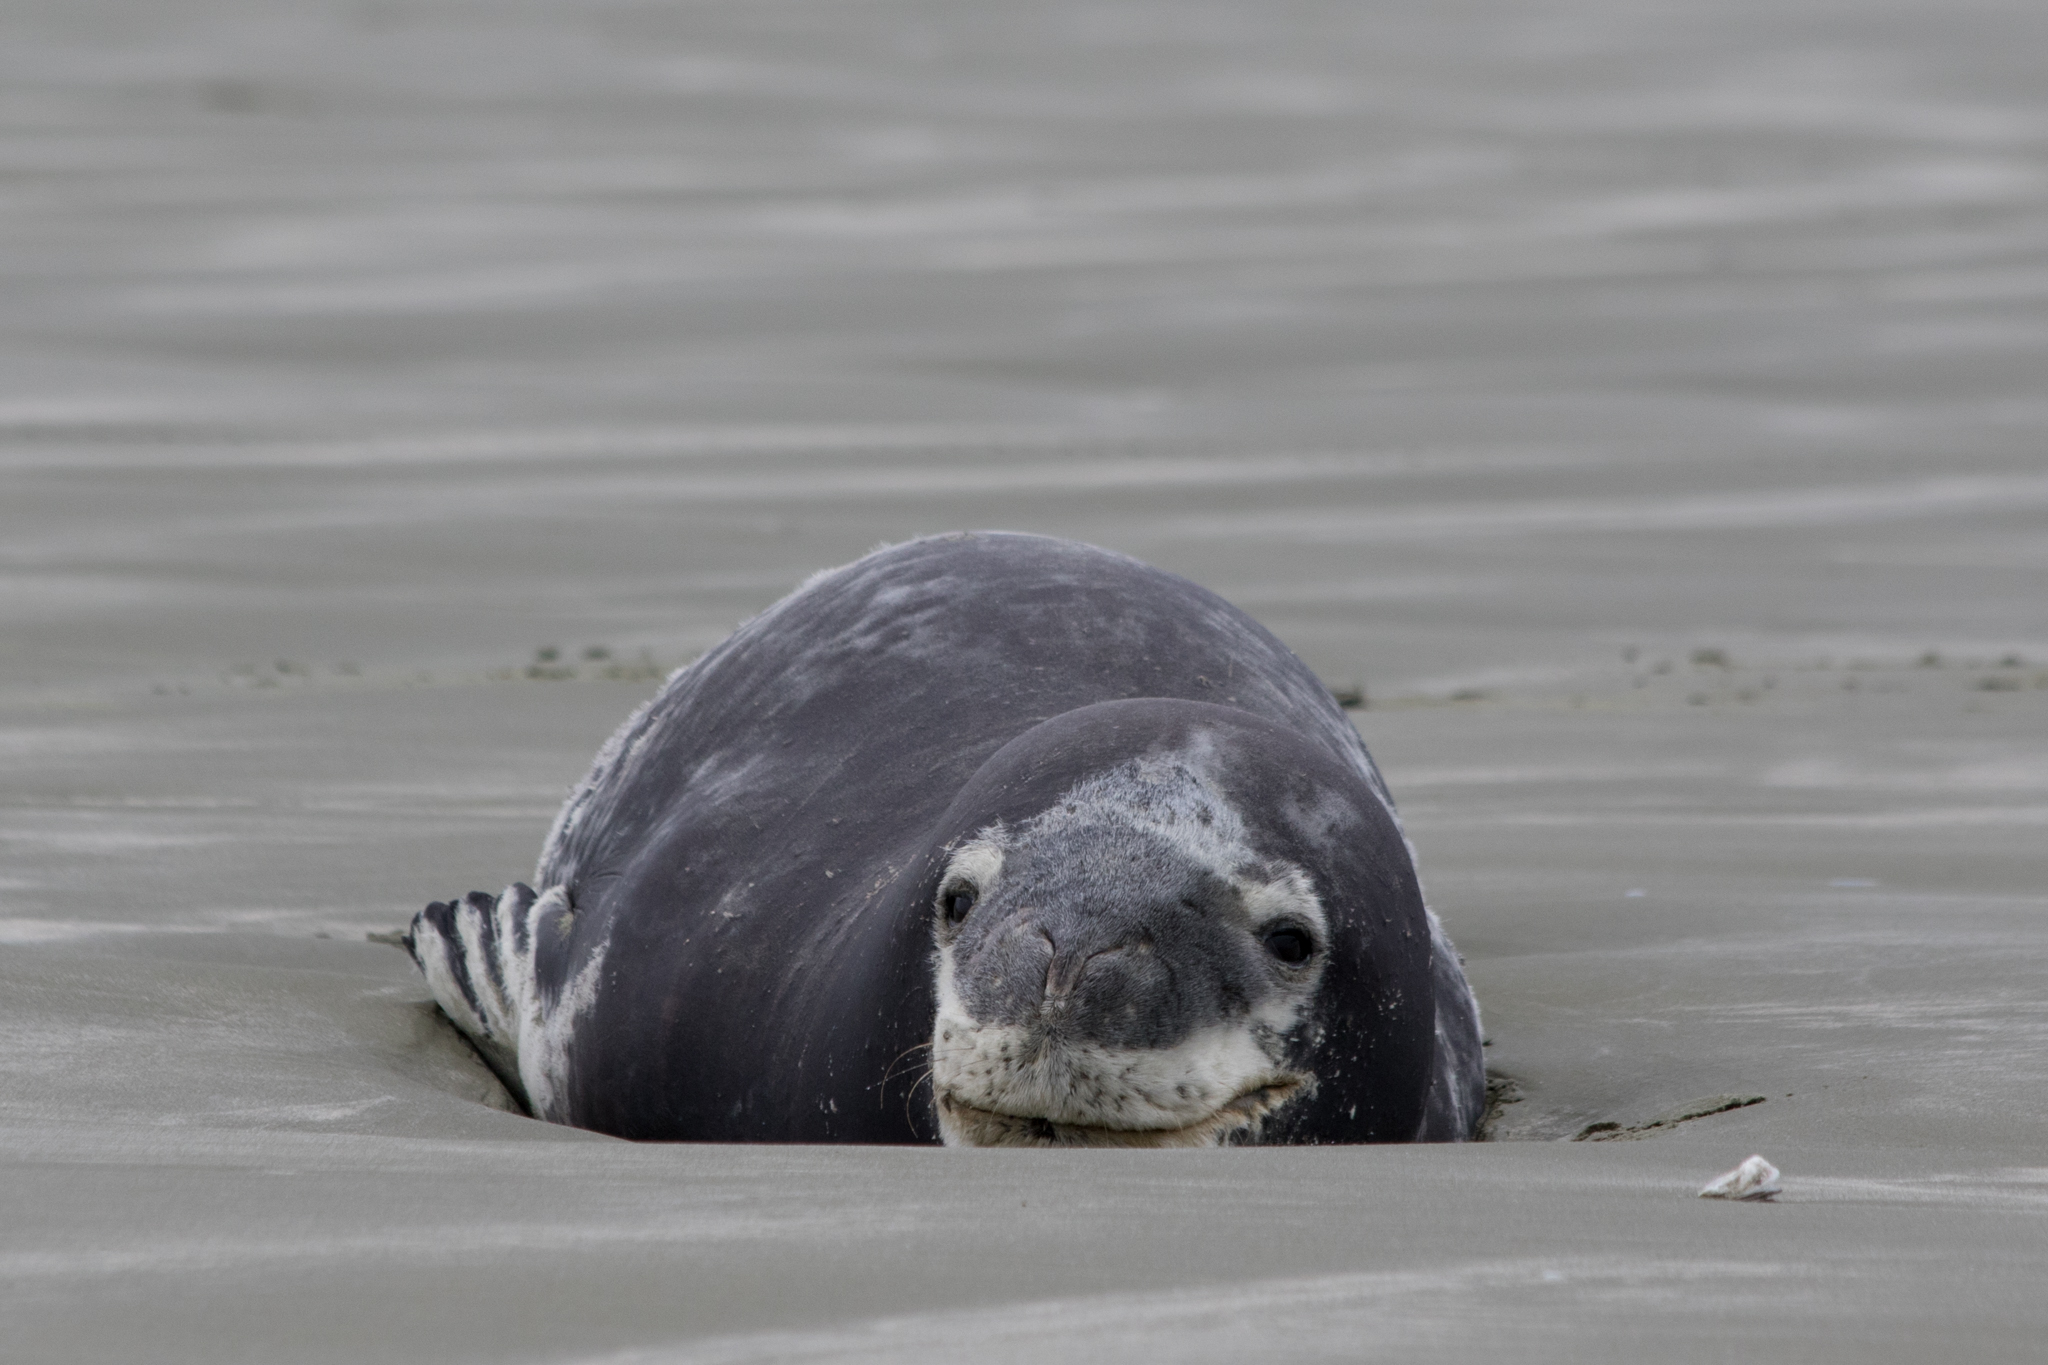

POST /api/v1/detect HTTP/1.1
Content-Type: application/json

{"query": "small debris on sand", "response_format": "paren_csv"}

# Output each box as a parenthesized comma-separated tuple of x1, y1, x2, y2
(1575, 1094, 1764, 1142)
(1700, 1154, 1782, 1201)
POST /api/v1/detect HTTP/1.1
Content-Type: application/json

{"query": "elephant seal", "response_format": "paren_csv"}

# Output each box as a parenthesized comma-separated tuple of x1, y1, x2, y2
(409, 532, 1483, 1144)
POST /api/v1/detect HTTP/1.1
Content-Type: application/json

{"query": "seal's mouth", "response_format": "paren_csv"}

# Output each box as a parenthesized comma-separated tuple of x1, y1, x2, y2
(935, 1075, 1308, 1148)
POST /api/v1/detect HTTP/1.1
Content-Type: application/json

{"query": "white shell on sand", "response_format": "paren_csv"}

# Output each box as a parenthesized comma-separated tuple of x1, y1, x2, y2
(1700, 1154, 1783, 1201)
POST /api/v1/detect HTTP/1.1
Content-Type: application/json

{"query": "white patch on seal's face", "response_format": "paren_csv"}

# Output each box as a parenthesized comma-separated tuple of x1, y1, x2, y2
(928, 748, 1328, 1147)
(936, 835, 1005, 907)
(931, 1000, 1308, 1146)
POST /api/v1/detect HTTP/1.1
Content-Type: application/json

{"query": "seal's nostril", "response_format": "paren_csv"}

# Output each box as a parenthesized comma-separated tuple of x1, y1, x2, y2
(1044, 949, 1082, 1000)
(1035, 925, 1059, 998)
(1043, 941, 1132, 1002)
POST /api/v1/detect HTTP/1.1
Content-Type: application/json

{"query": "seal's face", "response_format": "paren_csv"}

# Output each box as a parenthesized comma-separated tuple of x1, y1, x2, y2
(929, 751, 1327, 1147)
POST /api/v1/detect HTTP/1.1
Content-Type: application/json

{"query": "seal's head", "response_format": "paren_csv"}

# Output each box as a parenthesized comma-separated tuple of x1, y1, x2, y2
(921, 699, 1437, 1147)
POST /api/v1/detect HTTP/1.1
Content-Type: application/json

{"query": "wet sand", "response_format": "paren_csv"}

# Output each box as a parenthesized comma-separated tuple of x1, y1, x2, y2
(4, 1, 2047, 1360)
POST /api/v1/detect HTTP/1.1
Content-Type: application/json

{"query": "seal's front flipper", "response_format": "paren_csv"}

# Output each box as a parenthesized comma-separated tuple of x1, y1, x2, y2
(409, 882, 563, 1111)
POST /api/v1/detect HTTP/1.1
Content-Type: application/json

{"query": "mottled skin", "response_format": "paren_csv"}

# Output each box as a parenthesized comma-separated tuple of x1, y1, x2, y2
(412, 532, 1483, 1143)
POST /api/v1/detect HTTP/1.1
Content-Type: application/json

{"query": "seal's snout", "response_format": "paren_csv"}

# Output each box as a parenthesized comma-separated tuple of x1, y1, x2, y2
(967, 914, 1169, 1044)
(968, 903, 1180, 1047)
(1043, 936, 1140, 1001)
(1037, 924, 1173, 1043)
(1032, 929, 1163, 1055)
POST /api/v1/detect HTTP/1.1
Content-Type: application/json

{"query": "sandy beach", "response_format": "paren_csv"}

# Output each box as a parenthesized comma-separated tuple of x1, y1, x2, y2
(5, 1, 2046, 1359)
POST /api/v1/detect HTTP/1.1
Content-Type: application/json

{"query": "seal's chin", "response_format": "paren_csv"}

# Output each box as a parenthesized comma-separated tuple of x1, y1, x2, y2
(935, 1075, 1307, 1148)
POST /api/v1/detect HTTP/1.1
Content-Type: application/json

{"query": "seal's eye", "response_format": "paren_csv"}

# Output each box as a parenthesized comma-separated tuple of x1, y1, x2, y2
(941, 886, 976, 926)
(1263, 925, 1314, 964)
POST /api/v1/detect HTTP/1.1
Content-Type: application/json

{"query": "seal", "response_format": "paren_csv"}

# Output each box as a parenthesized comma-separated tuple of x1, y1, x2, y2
(408, 532, 1484, 1145)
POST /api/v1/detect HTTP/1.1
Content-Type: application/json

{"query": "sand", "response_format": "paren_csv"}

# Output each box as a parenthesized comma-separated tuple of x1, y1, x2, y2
(4, 0, 2046, 1360)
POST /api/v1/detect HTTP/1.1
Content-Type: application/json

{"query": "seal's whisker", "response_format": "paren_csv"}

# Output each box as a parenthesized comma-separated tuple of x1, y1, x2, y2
(902, 1063, 936, 1132)
(880, 1040, 932, 1084)
(879, 1041, 935, 1107)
